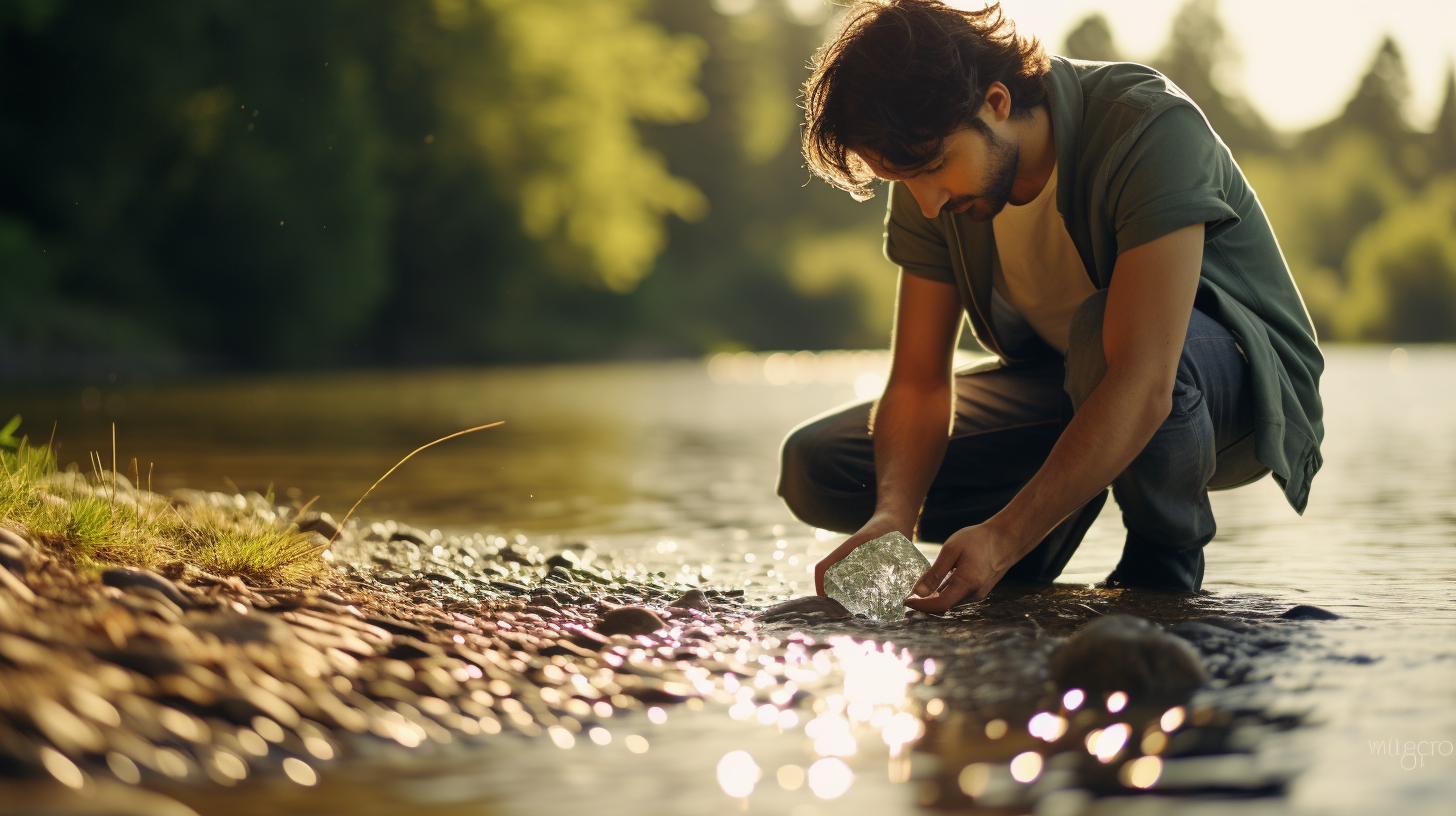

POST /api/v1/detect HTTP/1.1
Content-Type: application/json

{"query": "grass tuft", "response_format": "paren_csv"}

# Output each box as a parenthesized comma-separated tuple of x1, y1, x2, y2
(1, 438, 324, 584)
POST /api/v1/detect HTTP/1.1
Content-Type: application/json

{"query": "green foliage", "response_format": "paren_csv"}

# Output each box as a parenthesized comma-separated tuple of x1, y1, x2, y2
(1337, 178, 1456, 341)
(1240, 133, 1409, 336)
(0, 0, 887, 365)
(436, 0, 711, 292)
(0, 416, 20, 452)
(7, 0, 1456, 365)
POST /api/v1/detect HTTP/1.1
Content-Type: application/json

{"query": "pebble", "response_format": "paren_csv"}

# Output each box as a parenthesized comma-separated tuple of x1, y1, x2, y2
(385, 638, 442, 660)
(364, 617, 430, 639)
(295, 512, 341, 541)
(389, 526, 432, 546)
(0, 499, 762, 791)
(594, 607, 667, 637)
(0, 527, 34, 555)
(757, 595, 852, 622)
(100, 568, 192, 609)
(668, 590, 711, 612)
(0, 544, 26, 575)
(90, 643, 188, 677)
(544, 553, 577, 570)
(563, 628, 611, 651)
(489, 581, 531, 595)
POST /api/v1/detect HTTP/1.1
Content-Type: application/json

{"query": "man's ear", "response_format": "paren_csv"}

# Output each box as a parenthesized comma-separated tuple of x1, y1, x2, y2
(982, 81, 1012, 123)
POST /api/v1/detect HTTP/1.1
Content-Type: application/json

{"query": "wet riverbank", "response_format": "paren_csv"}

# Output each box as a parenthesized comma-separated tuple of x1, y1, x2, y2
(1, 346, 1453, 814)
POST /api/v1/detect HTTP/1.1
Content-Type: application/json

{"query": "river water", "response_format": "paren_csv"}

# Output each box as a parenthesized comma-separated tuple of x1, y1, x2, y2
(3, 345, 1454, 814)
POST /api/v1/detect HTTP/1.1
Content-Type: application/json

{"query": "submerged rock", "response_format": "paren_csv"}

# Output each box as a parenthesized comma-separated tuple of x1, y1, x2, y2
(1049, 614, 1208, 705)
(757, 595, 853, 622)
(1278, 604, 1341, 620)
(595, 607, 667, 636)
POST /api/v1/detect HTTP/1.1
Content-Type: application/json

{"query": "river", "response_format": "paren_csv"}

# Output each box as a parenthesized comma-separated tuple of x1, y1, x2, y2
(3, 345, 1453, 815)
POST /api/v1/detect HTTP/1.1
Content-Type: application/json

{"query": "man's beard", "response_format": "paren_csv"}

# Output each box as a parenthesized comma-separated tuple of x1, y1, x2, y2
(943, 128, 1018, 222)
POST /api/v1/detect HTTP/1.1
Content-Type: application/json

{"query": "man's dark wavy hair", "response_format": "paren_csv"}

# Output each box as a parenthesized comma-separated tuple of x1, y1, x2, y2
(802, 0, 1050, 200)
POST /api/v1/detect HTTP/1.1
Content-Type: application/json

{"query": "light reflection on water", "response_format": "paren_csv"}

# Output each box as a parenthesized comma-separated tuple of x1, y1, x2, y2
(3, 346, 1455, 814)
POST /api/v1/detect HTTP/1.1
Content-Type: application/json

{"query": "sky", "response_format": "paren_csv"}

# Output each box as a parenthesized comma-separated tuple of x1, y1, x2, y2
(980, 0, 1456, 133)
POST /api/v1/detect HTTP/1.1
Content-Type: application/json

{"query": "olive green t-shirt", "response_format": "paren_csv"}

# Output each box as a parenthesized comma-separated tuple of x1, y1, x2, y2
(883, 57, 1324, 513)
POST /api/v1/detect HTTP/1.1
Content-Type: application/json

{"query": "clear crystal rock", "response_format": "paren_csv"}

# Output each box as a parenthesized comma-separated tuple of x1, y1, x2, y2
(823, 531, 931, 621)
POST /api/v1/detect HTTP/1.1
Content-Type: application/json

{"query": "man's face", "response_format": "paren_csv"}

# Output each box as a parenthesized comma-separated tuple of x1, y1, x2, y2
(860, 124, 1019, 222)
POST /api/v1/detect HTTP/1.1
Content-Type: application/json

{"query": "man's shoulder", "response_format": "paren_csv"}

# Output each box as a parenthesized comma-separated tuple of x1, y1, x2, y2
(1053, 57, 1197, 114)
(1047, 57, 1218, 166)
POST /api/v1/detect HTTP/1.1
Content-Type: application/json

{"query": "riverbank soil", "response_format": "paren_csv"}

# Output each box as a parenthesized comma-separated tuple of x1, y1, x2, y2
(0, 476, 1348, 815)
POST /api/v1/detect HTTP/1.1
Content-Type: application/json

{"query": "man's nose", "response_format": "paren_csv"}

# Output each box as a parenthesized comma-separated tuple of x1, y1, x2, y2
(908, 180, 948, 219)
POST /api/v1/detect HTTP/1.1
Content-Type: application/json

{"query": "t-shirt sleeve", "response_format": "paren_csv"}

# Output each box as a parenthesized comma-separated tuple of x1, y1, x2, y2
(1106, 104, 1241, 255)
(882, 181, 956, 284)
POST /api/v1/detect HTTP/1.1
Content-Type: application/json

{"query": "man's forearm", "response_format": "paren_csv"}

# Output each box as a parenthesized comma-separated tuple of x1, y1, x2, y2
(869, 379, 955, 525)
(989, 370, 1169, 556)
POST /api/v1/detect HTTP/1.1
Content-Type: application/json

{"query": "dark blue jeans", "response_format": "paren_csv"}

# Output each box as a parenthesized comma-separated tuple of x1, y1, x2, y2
(777, 290, 1268, 591)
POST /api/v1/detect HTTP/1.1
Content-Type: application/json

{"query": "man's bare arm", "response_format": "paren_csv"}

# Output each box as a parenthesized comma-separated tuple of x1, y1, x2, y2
(813, 271, 963, 594)
(907, 223, 1206, 611)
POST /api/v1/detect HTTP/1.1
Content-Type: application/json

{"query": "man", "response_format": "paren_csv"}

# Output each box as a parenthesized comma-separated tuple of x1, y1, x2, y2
(777, 0, 1323, 613)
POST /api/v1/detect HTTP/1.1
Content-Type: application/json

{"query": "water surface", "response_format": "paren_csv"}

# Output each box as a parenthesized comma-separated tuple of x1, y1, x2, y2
(4, 346, 1453, 814)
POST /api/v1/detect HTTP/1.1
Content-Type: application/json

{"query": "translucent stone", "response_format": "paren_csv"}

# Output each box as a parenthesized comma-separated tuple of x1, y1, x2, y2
(823, 532, 931, 621)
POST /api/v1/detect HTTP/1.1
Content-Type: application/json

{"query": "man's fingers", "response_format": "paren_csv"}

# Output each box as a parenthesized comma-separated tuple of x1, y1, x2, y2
(911, 546, 957, 598)
(906, 549, 983, 613)
(932, 570, 980, 612)
(814, 538, 859, 596)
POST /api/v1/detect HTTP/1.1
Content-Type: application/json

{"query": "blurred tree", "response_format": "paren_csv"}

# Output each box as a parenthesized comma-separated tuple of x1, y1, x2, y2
(636, 0, 892, 352)
(1337, 36, 1410, 147)
(1150, 0, 1277, 154)
(372, 0, 721, 364)
(10, 0, 1456, 366)
(0, 1, 392, 365)
(1062, 14, 1120, 62)
(1338, 176, 1456, 341)
(434, 0, 710, 294)
(0, 0, 786, 370)
(1300, 36, 1426, 180)
(1430, 64, 1456, 174)
(1241, 133, 1408, 336)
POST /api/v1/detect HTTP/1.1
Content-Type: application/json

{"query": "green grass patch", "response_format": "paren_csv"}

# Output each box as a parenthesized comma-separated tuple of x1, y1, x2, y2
(0, 422, 324, 584)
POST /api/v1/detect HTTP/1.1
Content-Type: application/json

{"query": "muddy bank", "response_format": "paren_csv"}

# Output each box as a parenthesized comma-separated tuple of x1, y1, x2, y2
(0, 498, 1345, 816)
(0, 484, 1352, 815)
(0, 496, 765, 800)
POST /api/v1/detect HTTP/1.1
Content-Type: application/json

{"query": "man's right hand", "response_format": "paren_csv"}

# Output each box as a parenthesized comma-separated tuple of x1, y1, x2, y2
(813, 512, 915, 596)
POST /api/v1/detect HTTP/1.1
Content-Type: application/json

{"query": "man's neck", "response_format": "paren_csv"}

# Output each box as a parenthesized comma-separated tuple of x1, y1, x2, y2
(1007, 103, 1055, 207)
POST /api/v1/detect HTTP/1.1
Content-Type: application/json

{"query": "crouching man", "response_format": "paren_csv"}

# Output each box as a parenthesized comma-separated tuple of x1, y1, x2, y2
(777, 0, 1323, 612)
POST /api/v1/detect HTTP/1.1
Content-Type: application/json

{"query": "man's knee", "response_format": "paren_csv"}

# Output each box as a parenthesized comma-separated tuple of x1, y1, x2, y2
(1064, 289, 1109, 409)
(777, 412, 873, 533)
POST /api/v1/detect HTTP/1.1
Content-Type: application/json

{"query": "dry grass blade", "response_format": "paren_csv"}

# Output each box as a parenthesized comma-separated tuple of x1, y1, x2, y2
(327, 422, 505, 545)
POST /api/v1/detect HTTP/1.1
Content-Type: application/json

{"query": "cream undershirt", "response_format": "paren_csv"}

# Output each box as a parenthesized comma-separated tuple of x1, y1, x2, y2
(990, 162, 1095, 355)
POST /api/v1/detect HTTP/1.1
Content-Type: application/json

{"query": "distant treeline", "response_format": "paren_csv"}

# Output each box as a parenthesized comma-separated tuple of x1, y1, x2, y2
(1065, 7, 1456, 344)
(3, 1, 1455, 378)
